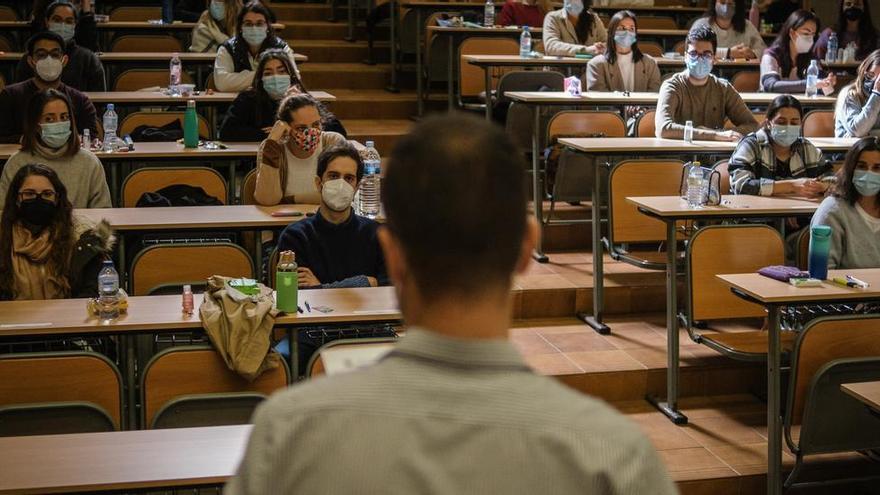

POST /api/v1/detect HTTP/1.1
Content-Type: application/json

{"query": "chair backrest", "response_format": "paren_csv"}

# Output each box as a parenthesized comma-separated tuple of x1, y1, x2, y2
(802, 110, 835, 137)
(0, 6, 16, 20)
(796, 227, 810, 270)
(111, 35, 183, 53)
(0, 36, 11, 52)
(130, 243, 253, 296)
(114, 69, 193, 91)
(496, 70, 564, 106)
(638, 16, 678, 29)
(636, 109, 656, 137)
(268, 246, 279, 288)
(307, 337, 398, 378)
(637, 41, 664, 57)
(0, 73, 5, 91)
(119, 111, 210, 141)
(731, 71, 760, 92)
(121, 166, 226, 208)
(688, 224, 783, 320)
(110, 6, 161, 21)
(240, 168, 257, 205)
(458, 37, 519, 99)
(608, 159, 684, 243)
(205, 72, 217, 91)
(0, 352, 122, 431)
(142, 346, 289, 428)
(712, 159, 730, 194)
(673, 40, 686, 55)
(547, 110, 626, 142)
(0, 403, 115, 436)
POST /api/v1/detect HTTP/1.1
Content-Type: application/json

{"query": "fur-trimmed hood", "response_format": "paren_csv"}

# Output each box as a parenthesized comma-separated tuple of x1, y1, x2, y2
(72, 213, 116, 252)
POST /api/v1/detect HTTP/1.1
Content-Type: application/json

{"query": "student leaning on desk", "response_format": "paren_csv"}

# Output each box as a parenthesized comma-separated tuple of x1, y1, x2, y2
(542, 0, 607, 57)
(190, 0, 244, 53)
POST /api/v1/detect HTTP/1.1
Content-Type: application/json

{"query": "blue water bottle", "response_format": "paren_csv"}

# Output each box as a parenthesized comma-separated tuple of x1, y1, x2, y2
(808, 225, 832, 280)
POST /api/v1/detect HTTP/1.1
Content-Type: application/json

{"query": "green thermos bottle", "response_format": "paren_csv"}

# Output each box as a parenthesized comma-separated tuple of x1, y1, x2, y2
(183, 99, 198, 149)
(276, 250, 298, 313)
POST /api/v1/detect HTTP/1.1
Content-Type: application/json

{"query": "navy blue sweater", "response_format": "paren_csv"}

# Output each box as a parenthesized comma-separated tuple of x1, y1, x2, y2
(277, 210, 388, 288)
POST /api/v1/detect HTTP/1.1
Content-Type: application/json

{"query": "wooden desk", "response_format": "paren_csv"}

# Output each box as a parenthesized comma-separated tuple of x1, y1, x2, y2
(0, 425, 251, 494)
(841, 381, 880, 413)
(85, 89, 332, 105)
(503, 90, 837, 109)
(717, 268, 880, 495)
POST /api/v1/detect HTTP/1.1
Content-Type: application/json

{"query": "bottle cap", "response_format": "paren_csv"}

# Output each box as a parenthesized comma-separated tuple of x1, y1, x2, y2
(107, 103, 114, 111)
(183, 284, 191, 292)
(187, 100, 196, 108)
(365, 140, 374, 148)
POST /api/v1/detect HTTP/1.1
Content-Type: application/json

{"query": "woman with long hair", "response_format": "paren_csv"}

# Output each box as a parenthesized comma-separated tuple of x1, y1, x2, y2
(814, 0, 878, 62)
(835, 49, 880, 137)
(690, 0, 765, 60)
(0, 164, 114, 300)
(760, 10, 836, 94)
(542, 0, 607, 56)
(586, 10, 660, 92)
(190, 0, 244, 53)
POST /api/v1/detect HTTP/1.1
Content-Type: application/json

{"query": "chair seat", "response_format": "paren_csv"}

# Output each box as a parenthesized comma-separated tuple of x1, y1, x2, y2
(701, 330, 797, 360)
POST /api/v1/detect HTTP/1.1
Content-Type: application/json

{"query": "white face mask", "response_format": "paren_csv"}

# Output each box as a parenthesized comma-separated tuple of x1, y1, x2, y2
(321, 178, 356, 212)
(35, 56, 63, 82)
(795, 34, 813, 54)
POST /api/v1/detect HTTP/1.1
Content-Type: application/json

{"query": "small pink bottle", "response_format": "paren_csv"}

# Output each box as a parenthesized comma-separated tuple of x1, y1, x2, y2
(182, 284, 194, 315)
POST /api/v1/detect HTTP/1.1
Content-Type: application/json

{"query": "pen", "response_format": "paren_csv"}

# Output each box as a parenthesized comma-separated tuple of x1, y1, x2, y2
(305, 301, 311, 313)
(297, 305, 304, 314)
(846, 275, 870, 288)
(831, 277, 859, 288)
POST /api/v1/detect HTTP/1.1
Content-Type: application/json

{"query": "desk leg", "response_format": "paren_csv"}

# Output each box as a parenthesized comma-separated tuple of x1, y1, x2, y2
(124, 334, 138, 429)
(414, 8, 423, 111)
(118, 235, 128, 292)
(254, 230, 263, 283)
(228, 160, 237, 204)
(484, 67, 492, 121)
(578, 156, 610, 334)
(387, 1, 400, 93)
(110, 164, 119, 207)
(531, 106, 548, 263)
(288, 328, 300, 381)
(447, 35, 455, 110)
(345, 0, 355, 42)
(647, 220, 688, 424)
(767, 305, 783, 495)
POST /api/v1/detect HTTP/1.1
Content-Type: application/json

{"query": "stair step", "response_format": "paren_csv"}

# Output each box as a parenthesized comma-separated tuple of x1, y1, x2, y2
(291, 39, 391, 64)
(326, 89, 418, 119)
(300, 62, 390, 89)
(283, 20, 387, 40)
(266, 2, 335, 22)
(344, 118, 413, 151)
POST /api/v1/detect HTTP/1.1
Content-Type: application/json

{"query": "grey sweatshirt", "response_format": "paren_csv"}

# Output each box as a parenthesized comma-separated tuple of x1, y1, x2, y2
(0, 148, 111, 209)
(811, 196, 880, 269)
(834, 85, 880, 138)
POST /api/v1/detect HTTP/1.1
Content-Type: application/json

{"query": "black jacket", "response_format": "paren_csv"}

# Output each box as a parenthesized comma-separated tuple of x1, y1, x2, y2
(221, 35, 289, 73)
(220, 90, 348, 142)
(68, 218, 115, 298)
(174, 0, 204, 22)
(15, 40, 106, 92)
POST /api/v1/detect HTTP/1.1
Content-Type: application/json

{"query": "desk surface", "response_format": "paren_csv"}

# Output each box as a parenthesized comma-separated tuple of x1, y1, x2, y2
(0, 142, 261, 161)
(0, 425, 250, 494)
(463, 54, 825, 69)
(627, 195, 820, 218)
(0, 51, 307, 63)
(717, 269, 880, 304)
(0, 20, 284, 30)
(76, 204, 317, 231)
(504, 90, 837, 107)
(841, 381, 880, 412)
(84, 89, 333, 104)
(559, 137, 858, 153)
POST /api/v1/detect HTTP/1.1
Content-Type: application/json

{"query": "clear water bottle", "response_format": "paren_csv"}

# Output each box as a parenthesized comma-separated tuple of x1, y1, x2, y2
(359, 140, 381, 219)
(749, 0, 759, 28)
(102, 104, 117, 152)
(97, 260, 120, 320)
(169, 52, 182, 96)
(683, 120, 694, 143)
(483, 0, 494, 27)
(519, 26, 531, 57)
(805, 60, 819, 98)
(686, 162, 704, 208)
(82, 128, 90, 149)
(826, 32, 838, 63)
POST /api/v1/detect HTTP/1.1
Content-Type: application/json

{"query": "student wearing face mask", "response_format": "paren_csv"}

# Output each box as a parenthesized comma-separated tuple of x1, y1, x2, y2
(761, 10, 835, 95)
(655, 26, 758, 141)
(836, 49, 880, 137)
(499, 0, 551, 28)
(814, 0, 878, 62)
(16, 1, 105, 91)
(586, 10, 661, 92)
(811, 137, 880, 268)
(29, 0, 97, 52)
(542, 0, 607, 57)
(0, 32, 98, 144)
(729, 95, 831, 197)
(254, 93, 347, 206)
(691, 0, 765, 60)
(213, 1, 300, 92)
(190, 0, 243, 53)
(0, 164, 114, 301)
(0, 90, 110, 209)
(219, 50, 345, 142)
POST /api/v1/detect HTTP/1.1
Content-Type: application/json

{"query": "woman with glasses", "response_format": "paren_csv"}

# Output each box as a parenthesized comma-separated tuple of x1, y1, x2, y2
(835, 49, 880, 137)
(691, 0, 765, 60)
(0, 89, 110, 209)
(0, 163, 114, 300)
(213, 1, 300, 92)
(190, 0, 243, 53)
(760, 10, 835, 95)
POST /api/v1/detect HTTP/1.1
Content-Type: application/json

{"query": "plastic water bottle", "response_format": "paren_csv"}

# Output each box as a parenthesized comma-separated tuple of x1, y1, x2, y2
(805, 60, 819, 98)
(749, 0, 759, 28)
(82, 128, 90, 149)
(826, 32, 838, 63)
(686, 162, 704, 208)
(359, 140, 381, 219)
(684, 120, 694, 143)
(97, 260, 120, 320)
(483, 0, 494, 27)
(102, 104, 117, 152)
(519, 26, 531, 57)
(169, 52, 182, 96)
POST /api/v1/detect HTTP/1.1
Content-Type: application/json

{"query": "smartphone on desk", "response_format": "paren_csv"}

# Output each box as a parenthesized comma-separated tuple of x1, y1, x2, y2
(271, 210, 304, 217)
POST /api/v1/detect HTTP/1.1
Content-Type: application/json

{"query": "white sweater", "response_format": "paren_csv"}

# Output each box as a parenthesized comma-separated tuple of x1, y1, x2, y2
(0, 148, 111, 208)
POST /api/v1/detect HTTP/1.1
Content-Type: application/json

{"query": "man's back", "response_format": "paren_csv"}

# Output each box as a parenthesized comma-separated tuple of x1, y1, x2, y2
(225, 329, 676, 495)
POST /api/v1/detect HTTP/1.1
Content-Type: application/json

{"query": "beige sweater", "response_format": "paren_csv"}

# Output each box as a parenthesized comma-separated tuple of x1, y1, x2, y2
(189, 11, 231, 53)
(0, 148, 111, 208)
(253, 131, 347, 206)
(542, 8, 607, 57)
(654, 72, 758, 139)
(586, 53, 661, 92)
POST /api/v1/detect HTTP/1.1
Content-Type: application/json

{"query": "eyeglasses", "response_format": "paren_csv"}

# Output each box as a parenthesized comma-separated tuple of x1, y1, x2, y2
(19, 190, 57, 201)
(686, 51, 713, 61)
(32, 49, 63, 61)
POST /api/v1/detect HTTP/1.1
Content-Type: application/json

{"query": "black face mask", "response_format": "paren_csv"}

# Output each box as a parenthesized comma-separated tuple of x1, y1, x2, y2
(19, 198, 57, 227)
(845, 7, 863, 21)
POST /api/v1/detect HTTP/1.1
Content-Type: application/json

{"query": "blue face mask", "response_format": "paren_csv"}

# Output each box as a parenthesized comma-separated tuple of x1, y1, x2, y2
(770, 124, 800, 148)
(564, 0, 584, 17)
(614, 30, 636, 49)
(715, 2, 734, 20)
(209, 1, 225, 21)
(686, 54, 713, 79)
(40, 120, 72, 149)
(853, 170, 880, 197)
(49, 21, 75, 43)
(242, 25, 268, 47)
(262, 74, 290, 100)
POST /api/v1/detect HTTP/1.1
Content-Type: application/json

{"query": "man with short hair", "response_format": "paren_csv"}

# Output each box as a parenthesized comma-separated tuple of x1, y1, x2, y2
(0, 31, 98, 143)
(16, 1, 106, 92)
(655, 25, 759, 141)
(226, 114, 677, 495)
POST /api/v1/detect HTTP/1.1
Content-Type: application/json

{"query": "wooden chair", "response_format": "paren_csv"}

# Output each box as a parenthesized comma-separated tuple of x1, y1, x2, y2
(240, 168, 258, 205)
(111, 35, 183, 53)
(686, 224, 795, 359)
(306, 337, 398, 378)
(0, 73, 4, 92)
(0, 352, 122, 435)
(796, 227, 810, 270)
(458, 37, 519, 107)
(0, 6, 18, 20)
(121, 166, 226, 208)
(119, 111, 210, 140)
(130, 243, 253, 296)
(0, 36, 12, 52)
(803, 110, 835, 137)
(636, 109, 656, 137)
(672, 40, 686, 55)
(114, 69, 193, 91)
(712, 159, 730, 194)
(783, 316, 880, 488)
(141, 346, 289, 428)
(639, 16, 678, 29)
(731, 71, 760, 92)
(205, 72, 217, 91)
(109, 6, 162, 21)
(637, 41, 664, 57)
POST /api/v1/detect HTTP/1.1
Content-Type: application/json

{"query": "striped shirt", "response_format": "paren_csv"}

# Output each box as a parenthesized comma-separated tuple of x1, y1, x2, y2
(225, 328, 677, 495)
(728, 129, 830, 196)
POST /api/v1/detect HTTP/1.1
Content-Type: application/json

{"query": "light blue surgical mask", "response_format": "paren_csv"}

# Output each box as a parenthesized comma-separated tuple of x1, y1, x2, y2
(770, 124, 800, 148)
(614, 30, 637, 49)
(853, 169, 880, 197)
(715, 2, 734, 20)
(40, 120, 72, 149)
(564, 0, 584, 17)
(49, 21, 75, 43)
(209, 1, 226, 21)
(686, 54, 713, 79)
(262, 74, 290, 100)
(242, 25, 268, 47)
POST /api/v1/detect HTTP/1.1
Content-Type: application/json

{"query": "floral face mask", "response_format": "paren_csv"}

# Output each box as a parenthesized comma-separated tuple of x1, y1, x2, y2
(293, 126, 321, 154)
